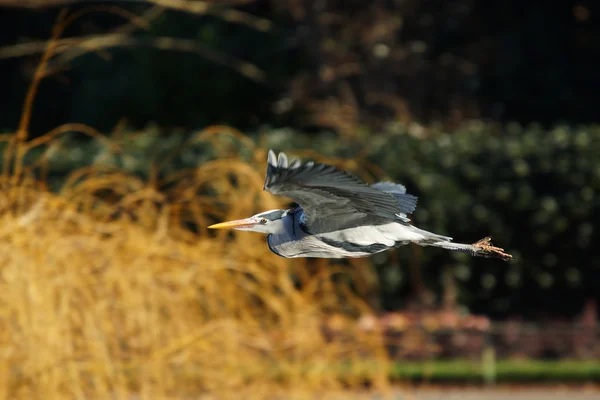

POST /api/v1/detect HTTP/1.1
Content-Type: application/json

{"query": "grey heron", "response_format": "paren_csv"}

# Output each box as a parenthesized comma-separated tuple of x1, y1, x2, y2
(209, 150, 512, 261)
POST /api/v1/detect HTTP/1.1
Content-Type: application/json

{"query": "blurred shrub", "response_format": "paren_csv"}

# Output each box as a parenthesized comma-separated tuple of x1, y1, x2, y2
(269, 122, 600, 318)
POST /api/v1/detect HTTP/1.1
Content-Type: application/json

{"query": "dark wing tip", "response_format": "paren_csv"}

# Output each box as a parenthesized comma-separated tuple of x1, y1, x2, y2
(265, 149, 301, 190)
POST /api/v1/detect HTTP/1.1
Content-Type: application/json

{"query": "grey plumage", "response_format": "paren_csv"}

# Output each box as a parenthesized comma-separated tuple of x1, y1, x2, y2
(371, 181, 418, 215)
(265, 150, 403, 233)
(209, 150, 512, 261)
(370, 181, 418, 222)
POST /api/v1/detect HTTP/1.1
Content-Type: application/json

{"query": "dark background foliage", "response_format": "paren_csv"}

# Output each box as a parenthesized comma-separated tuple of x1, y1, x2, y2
(0, 0, 599, 319)
(2, 0, 600, 135)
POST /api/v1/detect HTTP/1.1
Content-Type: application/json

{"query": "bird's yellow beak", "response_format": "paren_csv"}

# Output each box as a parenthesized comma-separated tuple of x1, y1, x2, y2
(208, 218, 256, 230)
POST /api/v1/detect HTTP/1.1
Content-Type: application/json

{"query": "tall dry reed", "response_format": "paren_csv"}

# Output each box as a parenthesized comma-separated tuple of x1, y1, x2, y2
(0, 154, 391, 399)
(0, 9, 392, 399)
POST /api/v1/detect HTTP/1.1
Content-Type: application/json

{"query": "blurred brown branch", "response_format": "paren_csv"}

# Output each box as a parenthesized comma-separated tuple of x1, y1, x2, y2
(149, 0, 271, 31)
(0, 0, 258, 8)
(0, 0, 271, 31)
(0, 1, 269, 82)
(0, 0, 80, 7)
(0, 33, 265, 81)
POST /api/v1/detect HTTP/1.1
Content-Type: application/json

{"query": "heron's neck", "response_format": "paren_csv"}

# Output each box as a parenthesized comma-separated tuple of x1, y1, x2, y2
(268, 210, 295, 236)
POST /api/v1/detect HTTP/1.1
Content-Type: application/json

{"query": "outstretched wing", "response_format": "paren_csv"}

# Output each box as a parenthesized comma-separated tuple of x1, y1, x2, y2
(263, 150, 405, 234)
(371, 181, 418, 221)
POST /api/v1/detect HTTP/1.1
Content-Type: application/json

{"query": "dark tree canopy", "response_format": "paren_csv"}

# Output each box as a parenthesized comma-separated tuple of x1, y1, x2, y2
(1, 0, 599, 135)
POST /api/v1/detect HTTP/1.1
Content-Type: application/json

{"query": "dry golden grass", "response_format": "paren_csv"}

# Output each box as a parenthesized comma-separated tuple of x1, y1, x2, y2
(0, 160, 392, 399)
(0, 9, 393, 399)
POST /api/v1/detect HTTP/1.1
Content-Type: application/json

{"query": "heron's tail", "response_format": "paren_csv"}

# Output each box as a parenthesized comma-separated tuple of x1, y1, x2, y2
(419, 236, 512, 261)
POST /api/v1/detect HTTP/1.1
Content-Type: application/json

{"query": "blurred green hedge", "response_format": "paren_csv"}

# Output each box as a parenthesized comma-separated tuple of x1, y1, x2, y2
(262, 123, 600, 316)
(375, 123, 599, 317)
(390, 359, 600, 383)
(5, 122, 600, 317)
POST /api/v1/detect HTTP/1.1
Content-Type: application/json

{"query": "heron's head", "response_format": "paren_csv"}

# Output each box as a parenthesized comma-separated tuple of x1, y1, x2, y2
(208, 209, 288, 234)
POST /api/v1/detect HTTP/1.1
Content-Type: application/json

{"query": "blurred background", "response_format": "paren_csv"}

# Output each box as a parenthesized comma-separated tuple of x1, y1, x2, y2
(0, 0, 599, 399)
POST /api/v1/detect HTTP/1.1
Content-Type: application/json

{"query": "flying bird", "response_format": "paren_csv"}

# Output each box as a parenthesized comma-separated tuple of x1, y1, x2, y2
(208, 150, 512, 261)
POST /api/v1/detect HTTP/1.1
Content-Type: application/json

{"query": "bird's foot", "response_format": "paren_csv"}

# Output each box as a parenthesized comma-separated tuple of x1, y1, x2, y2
(472, 237, 513, 261)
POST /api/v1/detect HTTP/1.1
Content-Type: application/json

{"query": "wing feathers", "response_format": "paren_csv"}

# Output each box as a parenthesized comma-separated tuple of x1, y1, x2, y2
(278, 152, 288, 168)
(372, 182, 418, 215)
(371, 181, 407, 194)
(264, 150, 417, 233)
(268, 149, 278, 168)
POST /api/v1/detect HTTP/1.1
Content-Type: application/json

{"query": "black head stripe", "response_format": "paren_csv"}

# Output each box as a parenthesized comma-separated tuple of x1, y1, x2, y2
(258, 210, 286, 221)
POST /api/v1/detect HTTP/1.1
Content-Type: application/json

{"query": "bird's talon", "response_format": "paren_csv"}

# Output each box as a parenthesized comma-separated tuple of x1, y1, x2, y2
(472, 237, 513, 261)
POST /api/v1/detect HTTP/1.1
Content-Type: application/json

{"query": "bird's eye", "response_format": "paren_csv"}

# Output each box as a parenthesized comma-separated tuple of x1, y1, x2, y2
(260, 218, 268, 224)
